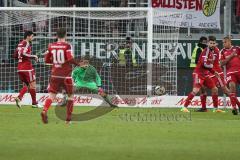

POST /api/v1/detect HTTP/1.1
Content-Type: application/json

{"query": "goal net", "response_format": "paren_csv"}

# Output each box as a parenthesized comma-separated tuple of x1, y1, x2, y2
(0, 7, 179, 97)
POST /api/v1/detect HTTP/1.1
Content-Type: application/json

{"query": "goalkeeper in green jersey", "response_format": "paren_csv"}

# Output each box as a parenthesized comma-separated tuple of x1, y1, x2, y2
(71, 58, 117, 108)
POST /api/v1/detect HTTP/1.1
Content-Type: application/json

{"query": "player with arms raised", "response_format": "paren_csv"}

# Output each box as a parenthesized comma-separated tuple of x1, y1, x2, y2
(41, 28, 78, 124)
(14, 31, 42, 108)
(220, 36, 240, 115)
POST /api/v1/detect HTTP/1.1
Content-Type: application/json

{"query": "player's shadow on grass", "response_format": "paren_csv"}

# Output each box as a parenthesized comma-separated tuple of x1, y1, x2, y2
(54, 105, 116, 121)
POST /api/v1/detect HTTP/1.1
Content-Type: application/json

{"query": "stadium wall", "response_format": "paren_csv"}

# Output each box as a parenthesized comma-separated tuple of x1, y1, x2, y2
(0, 93, 234, 108)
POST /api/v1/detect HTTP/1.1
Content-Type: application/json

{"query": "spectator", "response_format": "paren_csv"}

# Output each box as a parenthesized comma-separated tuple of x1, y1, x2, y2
(18, 0, 28, 3)
(0, 0, 4, 7)
(98, 0, 109, 7)
(91, 0, 99, 7)
(120, 0, 127, 7)
(67, 0, 74, 6)
(189, 36, 207, 68)
(39, 0, 48, 6)
(28, 0, 37, 5)
(22, 22, 33, 32)
(118, 36, 137, 67)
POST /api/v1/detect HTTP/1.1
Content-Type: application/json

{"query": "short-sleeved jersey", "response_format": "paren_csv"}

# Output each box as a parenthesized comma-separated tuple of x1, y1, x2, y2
(212, 47, 223, 73)
(45, 41, 74, 78)
(220, 46, 240, 73)
(14, 40, 35, 71)
(194, 47, 215, 76)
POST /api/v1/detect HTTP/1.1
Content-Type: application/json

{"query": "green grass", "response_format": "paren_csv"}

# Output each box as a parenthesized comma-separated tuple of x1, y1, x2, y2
(0, 105, 240, 160)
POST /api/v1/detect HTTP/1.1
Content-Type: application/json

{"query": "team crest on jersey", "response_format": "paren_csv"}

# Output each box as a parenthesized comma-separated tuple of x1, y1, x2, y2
(203, 0, 218, 17)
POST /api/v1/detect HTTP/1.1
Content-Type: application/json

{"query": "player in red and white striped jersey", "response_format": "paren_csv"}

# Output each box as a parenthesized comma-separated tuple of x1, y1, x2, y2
(220, 36, 240, 115)
(13, 31, 42, 108)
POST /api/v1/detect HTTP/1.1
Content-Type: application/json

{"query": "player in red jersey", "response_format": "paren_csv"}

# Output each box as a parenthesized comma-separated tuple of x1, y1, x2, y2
(41, 28, 79, 124)
(14, 31, 42, 108)
(197, 42, 240, 113)
(220, 36, 240, 115)
(181, 36, 222, 113)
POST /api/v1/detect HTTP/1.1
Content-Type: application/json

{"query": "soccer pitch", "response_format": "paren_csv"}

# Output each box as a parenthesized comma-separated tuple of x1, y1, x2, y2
(0, 105, 240, 160)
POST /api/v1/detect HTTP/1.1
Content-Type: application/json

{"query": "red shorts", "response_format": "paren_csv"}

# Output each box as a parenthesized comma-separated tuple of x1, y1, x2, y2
(48, 77, 73, 94)
(192, 73, 215, 89)
(18, 70, 36, 85)
(226, 71, 240, 84)
(210, 73, 226, 88)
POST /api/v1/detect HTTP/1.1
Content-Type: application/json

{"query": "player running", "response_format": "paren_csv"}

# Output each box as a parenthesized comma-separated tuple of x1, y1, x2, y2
(181, 36, 222, 113)
(72, 56, 117, 108)
(14, 31, 42, 108)
(220, 36, 240, 115)
(41, 28, 78, 124)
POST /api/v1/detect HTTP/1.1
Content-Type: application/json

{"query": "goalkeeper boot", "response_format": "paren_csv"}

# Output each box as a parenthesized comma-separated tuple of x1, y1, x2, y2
(195, 108, 208, 112)
(15, 97, 21, 109)
(103, 96, 118, 108)
(232, 109, 238, 115)
(212, 108, 225, 113)
(180, 107, 190, 113)
(41, 111, 48, 124)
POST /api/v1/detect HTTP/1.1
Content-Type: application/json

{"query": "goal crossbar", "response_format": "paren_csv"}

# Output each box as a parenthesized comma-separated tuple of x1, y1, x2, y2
(0, 7, 149, 12)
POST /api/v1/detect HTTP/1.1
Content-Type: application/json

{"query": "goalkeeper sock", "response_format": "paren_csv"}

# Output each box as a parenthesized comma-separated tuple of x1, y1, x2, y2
(103, 95, 115, 107)
(18, 86, 28, 100)
(43, 98, 52, 112)
(66, 100, 74, 121)
(184, 92, 195, 107)
(200, 94, 207, 109)
(212, 94, 218, 108)
(229, 93, 237, 110)
(29, 88, 37, 105)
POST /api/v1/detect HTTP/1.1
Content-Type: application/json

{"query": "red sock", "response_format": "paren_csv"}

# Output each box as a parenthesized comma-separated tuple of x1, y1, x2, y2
(229, 93, 237, 110)
(18, 86, 28, 100)
(29, 89, 37, 105)
(200, 94, 207, 109)
(235, 96, 240, 107)
(43, 98, 52, 112)
(184, 92, 195, 108)
(66, 100, 74, 121)
(212, 94, 218, 108)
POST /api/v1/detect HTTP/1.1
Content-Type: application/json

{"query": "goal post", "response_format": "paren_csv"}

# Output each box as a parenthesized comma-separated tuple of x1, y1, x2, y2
(0, 7, 180, 106)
